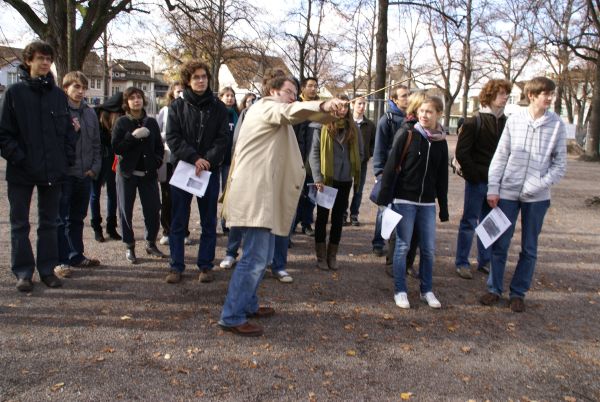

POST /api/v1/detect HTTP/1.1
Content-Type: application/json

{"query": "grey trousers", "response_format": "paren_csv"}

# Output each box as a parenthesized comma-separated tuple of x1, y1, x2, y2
(115, 173, 160, 246)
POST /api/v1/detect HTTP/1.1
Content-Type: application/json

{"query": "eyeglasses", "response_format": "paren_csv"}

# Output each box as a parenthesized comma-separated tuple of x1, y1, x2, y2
(191, 74, 208, 81)
(281, 88, 297, 98)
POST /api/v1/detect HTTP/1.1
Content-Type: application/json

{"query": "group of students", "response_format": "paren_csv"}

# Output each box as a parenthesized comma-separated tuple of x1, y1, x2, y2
(0, 40, 566, 337)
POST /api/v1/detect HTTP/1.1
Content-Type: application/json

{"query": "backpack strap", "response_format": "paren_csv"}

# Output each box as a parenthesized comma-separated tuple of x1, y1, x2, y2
(395, 129, 413, 174)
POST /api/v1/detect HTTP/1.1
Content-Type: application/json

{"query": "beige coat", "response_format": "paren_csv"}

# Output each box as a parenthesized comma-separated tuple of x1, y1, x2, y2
(223, 97, 334, 236)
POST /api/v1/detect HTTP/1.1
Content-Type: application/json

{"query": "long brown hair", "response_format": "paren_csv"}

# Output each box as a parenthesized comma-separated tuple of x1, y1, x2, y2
(164, 81, 182, 106)
(325, 94, 357, 144)
(99, 110, 122, 132)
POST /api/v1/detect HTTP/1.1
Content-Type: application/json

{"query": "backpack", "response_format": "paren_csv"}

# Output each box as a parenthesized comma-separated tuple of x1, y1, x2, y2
(450, 113, 481, 177)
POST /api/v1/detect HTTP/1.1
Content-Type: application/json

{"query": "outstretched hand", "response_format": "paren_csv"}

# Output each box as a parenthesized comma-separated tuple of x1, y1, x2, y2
(321, 98, 349, 118)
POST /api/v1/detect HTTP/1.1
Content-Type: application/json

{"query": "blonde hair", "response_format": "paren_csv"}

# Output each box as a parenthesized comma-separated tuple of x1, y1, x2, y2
(406, 91, 428, 116)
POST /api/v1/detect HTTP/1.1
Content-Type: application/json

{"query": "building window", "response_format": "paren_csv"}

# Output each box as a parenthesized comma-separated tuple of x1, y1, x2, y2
(112, 86, 120, 95)
(142, 84, 147, 91)
(7, 72, 18, 85)
(96, 79, 102, 90)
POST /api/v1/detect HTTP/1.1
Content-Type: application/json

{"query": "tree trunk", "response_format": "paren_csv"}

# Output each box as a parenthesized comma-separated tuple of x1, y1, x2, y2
(374, 0, 388, 120)
(585, 61, 600, 159)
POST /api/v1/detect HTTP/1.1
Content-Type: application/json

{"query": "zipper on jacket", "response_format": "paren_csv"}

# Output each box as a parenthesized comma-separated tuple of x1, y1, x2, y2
(418, 140, 431, 202)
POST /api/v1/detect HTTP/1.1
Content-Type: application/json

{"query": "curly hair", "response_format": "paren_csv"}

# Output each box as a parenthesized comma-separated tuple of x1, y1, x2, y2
(180, 60, 211, 87)
(22, 41, 54, 63)
(479, 79, 512, 107)
(261, 68, 297, 97)
(122, 87, 146, 113)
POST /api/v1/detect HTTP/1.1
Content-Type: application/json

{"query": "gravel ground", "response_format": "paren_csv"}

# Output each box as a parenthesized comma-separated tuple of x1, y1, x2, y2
(0, 136, 599, 402)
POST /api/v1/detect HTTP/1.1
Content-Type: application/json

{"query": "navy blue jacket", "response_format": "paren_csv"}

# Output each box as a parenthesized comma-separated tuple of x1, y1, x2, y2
(372, 103, 405, 177)
(0, 66, 75, 185)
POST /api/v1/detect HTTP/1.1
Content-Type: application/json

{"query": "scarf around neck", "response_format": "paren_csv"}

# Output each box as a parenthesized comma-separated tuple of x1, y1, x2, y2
(183, 86, 214, 108)
(319, 123, 361, 189)
(414, 122, 446, 142)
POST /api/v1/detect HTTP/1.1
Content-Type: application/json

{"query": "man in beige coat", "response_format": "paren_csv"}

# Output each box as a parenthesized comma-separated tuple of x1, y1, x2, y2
(218, 75, 345, 337)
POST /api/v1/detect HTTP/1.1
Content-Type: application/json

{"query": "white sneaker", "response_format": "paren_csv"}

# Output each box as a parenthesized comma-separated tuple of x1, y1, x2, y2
(420, 292, 442, 309)
(275, 270, 294, 283)
(394, 292, 410, 309)
(184, 237, 192, 245)
(159, 235, 169, 245)
(219, 255, 236, 269)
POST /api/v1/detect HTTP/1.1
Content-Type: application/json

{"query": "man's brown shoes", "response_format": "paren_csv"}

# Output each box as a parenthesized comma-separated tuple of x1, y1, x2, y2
(220, 322, 263, 337)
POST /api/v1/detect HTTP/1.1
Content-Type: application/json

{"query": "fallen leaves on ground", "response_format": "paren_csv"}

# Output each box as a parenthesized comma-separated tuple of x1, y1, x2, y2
(346, 350, 357, 356)
(50, 382, 65, 392)
(563, 397, 576, 402)
(120, 315, 132, 321)
(400, 392, 413, 400)
(460, 346, 472, 354)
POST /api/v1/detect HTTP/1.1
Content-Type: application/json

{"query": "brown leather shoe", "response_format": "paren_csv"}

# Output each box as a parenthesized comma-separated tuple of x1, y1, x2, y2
(40, 274, 62, 288)
(479, 292, 500, 306)
(248, 306, 275, 318)
(509, 297, 526, 313)
(198, 269, 214, 283)
(165, 270, 182, 284)
(219, 322, 263, 337)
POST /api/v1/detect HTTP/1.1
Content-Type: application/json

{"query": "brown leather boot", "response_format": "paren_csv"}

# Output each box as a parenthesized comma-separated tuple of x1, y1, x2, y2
(315, 242, 328, 270)
(327, 243, 339, 270)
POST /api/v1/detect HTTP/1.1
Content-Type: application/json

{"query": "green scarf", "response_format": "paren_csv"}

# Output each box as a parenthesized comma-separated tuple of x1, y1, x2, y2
(319, 122, 361, 190)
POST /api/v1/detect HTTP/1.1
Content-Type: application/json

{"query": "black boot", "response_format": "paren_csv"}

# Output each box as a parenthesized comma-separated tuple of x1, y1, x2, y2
(91, 218, 105, 242)
(106, 216, 122, 240)
(145, 242, 167, 258)
(126, 245, 137, 264)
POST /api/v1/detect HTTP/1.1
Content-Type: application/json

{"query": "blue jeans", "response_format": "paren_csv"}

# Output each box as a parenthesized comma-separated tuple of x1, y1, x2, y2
(348, 160, 368, 217)
(169, 172, 219, 272)
(487, 199, 550, 299)
(219, 228, 276, 327)
(57, 176, 92, 265)
(391, 203, 436, 293)
(225, 227, 243, 258)
(455, 181, 491, 268)
(8, 182, 61, 279)
(220, 164, 230, 231)
(372, 208, 385, 249)
(89, 155, 117, 230)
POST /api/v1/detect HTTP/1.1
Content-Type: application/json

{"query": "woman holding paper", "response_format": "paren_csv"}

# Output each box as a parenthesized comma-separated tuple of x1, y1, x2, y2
(309, 94, 363, 270)
(111, 87, 166, 264)
(377, 95, 448, 309)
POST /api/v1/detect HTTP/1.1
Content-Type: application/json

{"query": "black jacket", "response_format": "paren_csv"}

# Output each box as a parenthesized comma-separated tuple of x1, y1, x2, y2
(111, 113, 163, 179)
(0, 65, 75, 185)
(377, 122, 449, 222)
(166, 87, 229, 172)
(455, 112, 507, 183)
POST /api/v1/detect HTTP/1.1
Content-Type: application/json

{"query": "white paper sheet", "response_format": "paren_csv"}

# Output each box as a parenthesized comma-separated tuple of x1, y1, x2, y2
(475, 207, 512, 249)
(381, 206, 402, 240)
(169, 160, 211, 198)
(307, 184, 338, 209)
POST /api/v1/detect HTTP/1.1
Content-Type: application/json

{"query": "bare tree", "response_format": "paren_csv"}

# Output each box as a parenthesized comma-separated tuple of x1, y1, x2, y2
(3, 0, 149, 80)
(481, 0, 536, 84)
(154, 0, 258, 90)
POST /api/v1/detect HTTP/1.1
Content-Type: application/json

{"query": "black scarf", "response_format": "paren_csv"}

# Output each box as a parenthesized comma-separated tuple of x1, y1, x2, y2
(18, 64, 55, 92)
(183, 86, 214, 108)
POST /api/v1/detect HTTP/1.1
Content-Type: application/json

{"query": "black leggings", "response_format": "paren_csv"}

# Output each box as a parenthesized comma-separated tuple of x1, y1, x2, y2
(315, 180, 352, 245)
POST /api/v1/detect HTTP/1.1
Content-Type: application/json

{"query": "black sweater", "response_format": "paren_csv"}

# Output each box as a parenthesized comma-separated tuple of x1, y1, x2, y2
(0, 66, 76, 185)
(377, 122, 449, 222)
(111, 114, 163, 178)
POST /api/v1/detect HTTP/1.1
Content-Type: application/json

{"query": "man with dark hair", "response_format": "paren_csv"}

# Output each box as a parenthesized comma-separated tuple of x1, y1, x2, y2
(164, 60, 229, 284)
(454, 79, 511, 279)
(294, 76, 321, 237)
(0, 41, 75, 291)
(372, 85, 409, 256)
(480, 76, 566, 313)
(219, 75, 346, 337)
